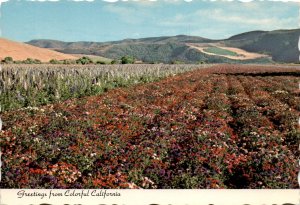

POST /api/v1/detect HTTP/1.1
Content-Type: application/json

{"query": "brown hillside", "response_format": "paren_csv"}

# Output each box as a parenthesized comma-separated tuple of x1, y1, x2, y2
(0, 38, 77, 62)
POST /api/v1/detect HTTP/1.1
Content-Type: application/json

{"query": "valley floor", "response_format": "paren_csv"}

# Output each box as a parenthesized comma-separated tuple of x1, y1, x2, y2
(1, 64, 299, 188)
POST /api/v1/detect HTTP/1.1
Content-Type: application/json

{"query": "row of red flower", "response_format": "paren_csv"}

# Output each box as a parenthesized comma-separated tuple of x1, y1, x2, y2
(1, 64, 299, 188)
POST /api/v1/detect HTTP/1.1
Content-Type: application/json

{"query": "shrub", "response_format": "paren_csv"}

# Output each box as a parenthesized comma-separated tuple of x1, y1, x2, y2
(171, 60, 184, 64)
(198, 61, 206, 64)
(121, 56, 135, 64)
(50, 59, 61, 64)
(63, 59, 76, 65)
(2, 56, 14, 64)
(76, 56, 93, 65)
(23, 58, 42, 64)
(34, 59, 42, 64)
(111, 60, 118, 64)
(96, 61, 106, 65)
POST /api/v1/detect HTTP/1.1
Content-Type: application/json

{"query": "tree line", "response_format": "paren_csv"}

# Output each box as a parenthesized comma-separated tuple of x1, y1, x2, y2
(1, 56, 137, 65)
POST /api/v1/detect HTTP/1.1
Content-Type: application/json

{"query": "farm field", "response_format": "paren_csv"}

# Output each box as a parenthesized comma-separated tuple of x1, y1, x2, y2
(0, 64, 203, 112)
(203, 47, 239, 57)
(0, 64, 299, 189)
(188, 44, 270, 61)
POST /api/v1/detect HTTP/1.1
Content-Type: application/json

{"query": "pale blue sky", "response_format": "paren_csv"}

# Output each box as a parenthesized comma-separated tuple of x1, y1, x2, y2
(0, 0, 298, 42)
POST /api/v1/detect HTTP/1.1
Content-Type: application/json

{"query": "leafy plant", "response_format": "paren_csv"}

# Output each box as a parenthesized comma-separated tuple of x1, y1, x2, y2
(2, 56, 14, 64)
(121, 56, 135, 64)
(50, 59, 61, 64)
(76, 56, 93, 65)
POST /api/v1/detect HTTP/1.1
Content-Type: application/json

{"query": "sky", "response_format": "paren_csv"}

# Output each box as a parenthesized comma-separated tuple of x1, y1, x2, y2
(0, 0, 299, 42)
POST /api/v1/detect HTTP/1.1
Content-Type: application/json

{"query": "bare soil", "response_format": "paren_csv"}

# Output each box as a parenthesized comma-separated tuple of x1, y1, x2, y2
(0, 38, 77, 62)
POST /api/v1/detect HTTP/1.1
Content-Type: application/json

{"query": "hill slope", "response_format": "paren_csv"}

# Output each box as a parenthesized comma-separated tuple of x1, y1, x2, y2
(223, 29, 300, 63)
(0, 38, 76, 62)
(27, 29, 300, 63)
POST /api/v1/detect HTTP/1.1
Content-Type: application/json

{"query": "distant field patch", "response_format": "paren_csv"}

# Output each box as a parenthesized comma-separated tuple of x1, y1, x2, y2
(204, 47, 239, 56)
(188, 43, 270, 60)
(72, 54, 112, 64)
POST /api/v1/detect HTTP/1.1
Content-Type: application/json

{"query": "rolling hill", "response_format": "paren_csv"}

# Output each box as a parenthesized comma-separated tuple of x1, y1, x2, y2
(0, 38, 76, 62)
(26, 29, 300, 64)
(223, 29, 300, 63)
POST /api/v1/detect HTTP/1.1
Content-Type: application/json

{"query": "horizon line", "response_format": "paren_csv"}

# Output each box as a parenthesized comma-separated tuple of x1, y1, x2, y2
(0, 28, 297, 43)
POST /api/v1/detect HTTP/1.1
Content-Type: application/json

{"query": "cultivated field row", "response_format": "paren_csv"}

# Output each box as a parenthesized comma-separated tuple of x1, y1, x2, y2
(1, 64, 299, 188)
(0, 64, 209, 112)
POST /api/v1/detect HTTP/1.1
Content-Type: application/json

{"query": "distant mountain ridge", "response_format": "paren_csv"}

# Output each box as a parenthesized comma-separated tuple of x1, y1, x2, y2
(223, 29, 300, 63)
(27, 29, 300, 63)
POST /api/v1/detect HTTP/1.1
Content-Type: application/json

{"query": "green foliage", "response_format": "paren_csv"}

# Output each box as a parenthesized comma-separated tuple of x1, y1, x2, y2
(96, 60, 106, 65)
(76, 56, 93, 65)
(22, 58, 42, 64)
(63, 59, 76, 65)
(102, 43, 271, 64)
(50, 59, 61, 64)
(0, 64, 201, 112)
(29, 29, 299, 63)
(2, 57, 43, 64)
(171, 60, 185, 64)
(121, 56, 135, 64)
(104, 43, 185, 64)
(34, 59, 42, 64)
(13, 61, 23, 64)
(225, 30, 299, 63)
(204, 47, 239, 56)
(110, 60, 118, 64)
(2, 56, 14, 64)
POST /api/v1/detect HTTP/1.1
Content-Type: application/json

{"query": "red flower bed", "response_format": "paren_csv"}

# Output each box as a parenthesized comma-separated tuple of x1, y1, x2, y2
(1, 64, 299, 188)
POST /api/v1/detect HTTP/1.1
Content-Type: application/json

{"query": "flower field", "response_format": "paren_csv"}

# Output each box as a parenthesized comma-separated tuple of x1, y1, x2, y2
(0, 64, 204, 112)
(0, 64, 299, 188)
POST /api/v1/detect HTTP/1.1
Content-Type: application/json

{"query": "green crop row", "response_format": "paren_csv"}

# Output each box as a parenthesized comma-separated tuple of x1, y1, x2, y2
(0, 64, 209, 112)
(203, 47, 239, 57)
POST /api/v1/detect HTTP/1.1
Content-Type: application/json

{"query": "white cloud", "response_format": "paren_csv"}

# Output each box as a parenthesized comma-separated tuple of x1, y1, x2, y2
(156, 1, 298, 39)
(1, 0, 297, 41)
(201, 9, 296, 28)
(160, 2, 298, 30)
(0, 0, 9, 5)
(103, 3, 145, 24)
(103, 0, 158, 24)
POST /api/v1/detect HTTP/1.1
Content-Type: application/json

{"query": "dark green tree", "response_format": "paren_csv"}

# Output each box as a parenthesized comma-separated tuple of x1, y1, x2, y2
(96, 60, 106, 65)
(121, 56, 135, 64)
(22, 58, 39, 64)
(2, 56, 14, 64)
(111, 60, 118, 64)
(50, 59, 61, 64)
(63, 59, 76, 64)
(76, 56, 93, 65)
